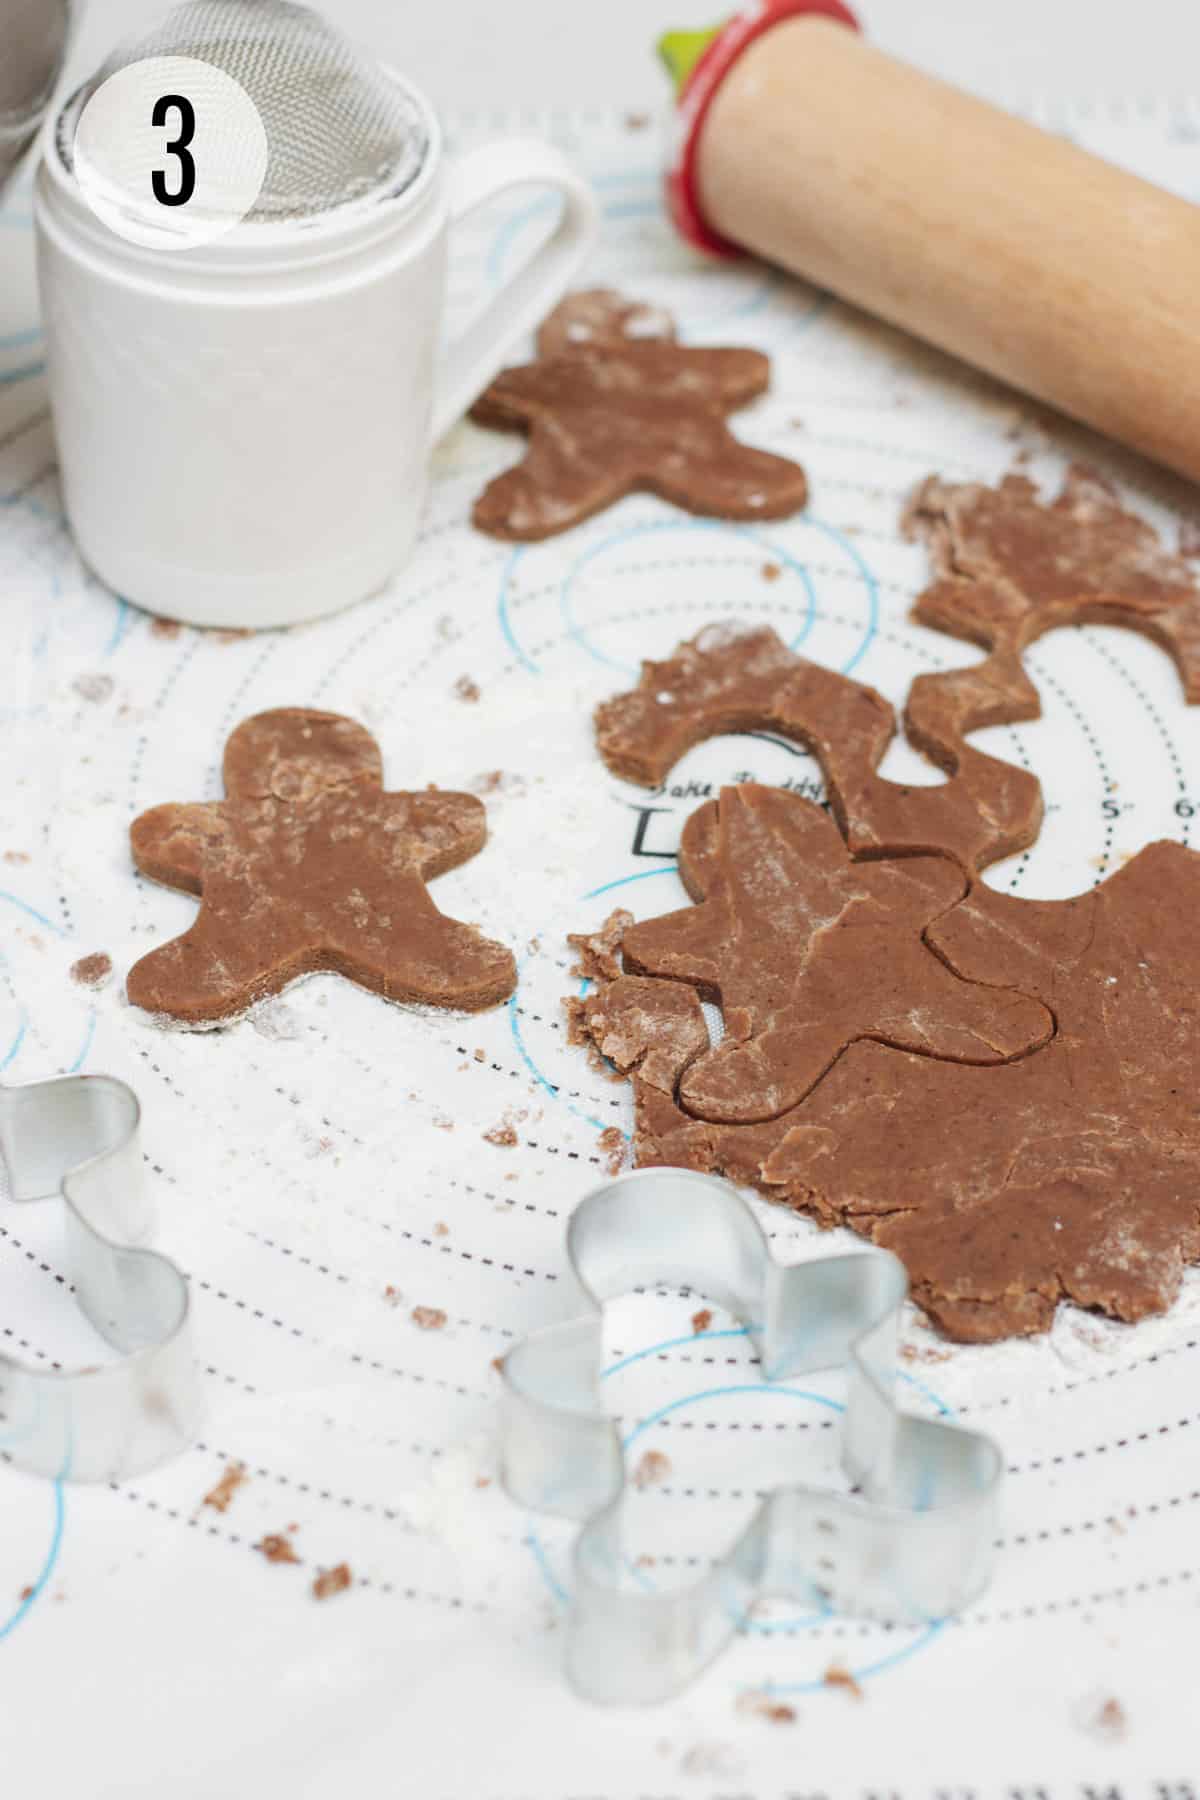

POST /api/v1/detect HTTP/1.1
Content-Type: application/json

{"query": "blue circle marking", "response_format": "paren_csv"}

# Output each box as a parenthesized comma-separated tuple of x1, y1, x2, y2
(508, 866, 683, 1132)
(557, 518, 819, 675)
(0, 1482, 65, 1645)
(497, 514, 878, 679)
(524, 1325, 952, 1686)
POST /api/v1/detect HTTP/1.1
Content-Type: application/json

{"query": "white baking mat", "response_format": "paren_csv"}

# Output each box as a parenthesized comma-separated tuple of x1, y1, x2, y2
(4, 100, 1200, 1798)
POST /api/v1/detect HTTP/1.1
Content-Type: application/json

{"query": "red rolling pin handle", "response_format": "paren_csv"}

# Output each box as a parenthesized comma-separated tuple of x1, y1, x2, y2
(660, 5, 1200, 488)
(664, 0, 860, 256)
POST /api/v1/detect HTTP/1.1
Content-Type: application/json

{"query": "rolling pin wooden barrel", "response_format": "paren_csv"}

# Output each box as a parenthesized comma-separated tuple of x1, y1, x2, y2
(662, 1, 1200, 485)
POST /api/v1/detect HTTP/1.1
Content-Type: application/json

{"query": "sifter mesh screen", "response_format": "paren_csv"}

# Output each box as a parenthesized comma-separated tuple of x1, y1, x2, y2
(56, 0, 431, 223)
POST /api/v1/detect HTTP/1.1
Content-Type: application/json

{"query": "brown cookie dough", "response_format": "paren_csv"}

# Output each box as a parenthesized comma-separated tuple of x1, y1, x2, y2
(469, 292, 808, 541)
(594, 623, 1043, 876)
(905, 465, 1200, 705)
(573, 837, 1200, 1343)
(619, 786, 1051, 1123)
(128, 708, 517, 1026)
(575, 783, 1049, 1117)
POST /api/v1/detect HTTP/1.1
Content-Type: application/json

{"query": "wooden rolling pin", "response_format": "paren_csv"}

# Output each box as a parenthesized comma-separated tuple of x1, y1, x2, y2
(661, 1, 1200, 484)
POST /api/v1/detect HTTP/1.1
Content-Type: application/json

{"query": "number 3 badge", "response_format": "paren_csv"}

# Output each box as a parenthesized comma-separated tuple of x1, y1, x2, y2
(72, 55, 268, 249)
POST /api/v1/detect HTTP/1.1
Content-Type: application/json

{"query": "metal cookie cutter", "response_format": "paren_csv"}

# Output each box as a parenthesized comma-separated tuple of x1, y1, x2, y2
(499, 1168, 1002, 1704)
(0, 1074, 199, 1482)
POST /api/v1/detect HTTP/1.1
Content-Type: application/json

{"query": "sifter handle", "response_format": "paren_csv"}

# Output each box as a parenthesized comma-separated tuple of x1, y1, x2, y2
(431, 139, 598, 443)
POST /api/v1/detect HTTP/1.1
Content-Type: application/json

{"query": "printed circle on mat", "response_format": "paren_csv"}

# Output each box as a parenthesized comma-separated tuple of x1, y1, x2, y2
(523, 1304, 956, 1697)
(497, 509, 879, 681)
(72, 58, 268, 249)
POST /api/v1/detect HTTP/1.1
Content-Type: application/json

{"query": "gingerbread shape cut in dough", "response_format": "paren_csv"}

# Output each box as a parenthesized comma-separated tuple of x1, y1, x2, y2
(470, 290, 808, 541)
(128, 709, 517, 1025)
(594, 623, 1043, 877)
(571, 837, 1200, 1343)
(904, 467, 1200, 761)
(619, 784, 1052, 1123)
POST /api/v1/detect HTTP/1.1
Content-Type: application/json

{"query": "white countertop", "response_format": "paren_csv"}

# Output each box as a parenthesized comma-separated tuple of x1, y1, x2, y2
(67, 0, 1200, 114)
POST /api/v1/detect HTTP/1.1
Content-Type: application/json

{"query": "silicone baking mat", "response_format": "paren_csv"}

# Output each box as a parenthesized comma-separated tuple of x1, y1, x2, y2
(3, 99, 1200, 1797)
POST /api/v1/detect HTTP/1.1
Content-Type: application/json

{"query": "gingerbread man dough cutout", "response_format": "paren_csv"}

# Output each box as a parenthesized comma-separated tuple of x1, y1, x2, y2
(128, 709, 517, 1025)
(469, 289, 809, 541)
(612, 784, 1052, 1124)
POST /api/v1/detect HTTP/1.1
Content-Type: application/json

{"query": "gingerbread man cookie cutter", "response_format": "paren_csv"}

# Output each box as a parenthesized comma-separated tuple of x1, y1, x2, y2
(498, 1168, 1001, 1704)
(0, 1074, 199, 1482)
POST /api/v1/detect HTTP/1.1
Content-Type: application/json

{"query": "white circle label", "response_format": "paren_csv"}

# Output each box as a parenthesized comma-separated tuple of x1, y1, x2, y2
(73, 56, 268, 250)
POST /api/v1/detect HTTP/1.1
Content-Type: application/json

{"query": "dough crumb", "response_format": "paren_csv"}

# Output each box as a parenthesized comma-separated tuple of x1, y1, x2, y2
(1073, 1692, 1127, 1743)
(632, 1449, 671, 1490)
(597, 1125, 627, 1175)
(737, 1690, 797, 1724)
(255, 1533, 300, 1565)
(568, 909, 632, 983)
(312, 1563, 353, 1601)
(70, 951, 113, 990)
(898, 1341, 952, 1364)
(412, 1305, 448, 1331)
(469, 770, 505, 795)
(203, 1461, 248, 1514)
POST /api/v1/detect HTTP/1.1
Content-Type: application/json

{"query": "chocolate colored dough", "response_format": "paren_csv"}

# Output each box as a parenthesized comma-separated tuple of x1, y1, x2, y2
(905, 465, 1200, 715)
(128, 709, 516, 1025)
(573, 832, 1200, 1342)
(535, 288, 677, 359)
(595, 623, 1042, 876)
(469, 291, 808, 541)
(622, 784, 1052, 1123)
